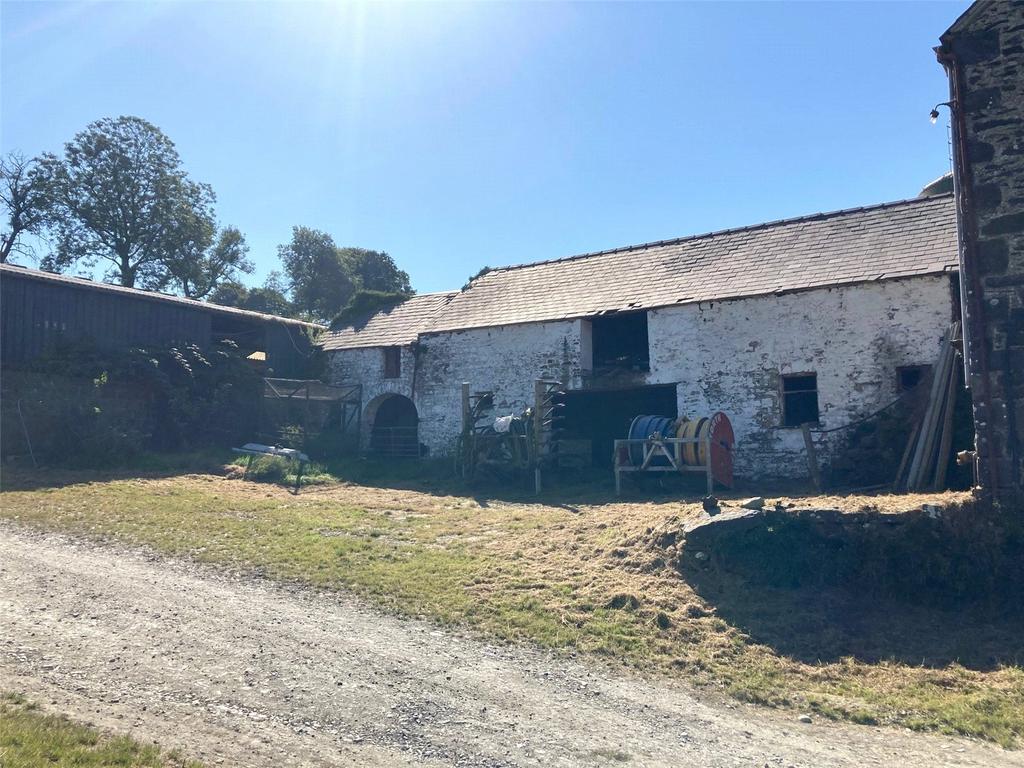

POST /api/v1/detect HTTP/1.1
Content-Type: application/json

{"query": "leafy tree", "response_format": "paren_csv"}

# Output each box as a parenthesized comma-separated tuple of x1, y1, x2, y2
(208, 279, 249, 308)
(277, 226, 357, 322)
(244, 284, 293, 316)
(1, 152, 50, 263)
(164, 225, 254, 299)
(41, 116, 216, 289)
(341, 247, 412, 294)
(209, 272, 293, 317)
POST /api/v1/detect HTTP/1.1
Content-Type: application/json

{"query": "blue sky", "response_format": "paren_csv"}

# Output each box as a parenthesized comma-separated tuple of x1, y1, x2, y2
(2, 1, 965, 293)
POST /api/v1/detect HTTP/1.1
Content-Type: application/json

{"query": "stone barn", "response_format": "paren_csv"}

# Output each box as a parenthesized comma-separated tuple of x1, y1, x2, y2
(323, 194, 960, 480)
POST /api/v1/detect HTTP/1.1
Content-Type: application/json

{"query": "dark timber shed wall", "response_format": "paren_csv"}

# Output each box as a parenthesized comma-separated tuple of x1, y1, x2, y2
(1, 273, 211, 363)
(1, 268, 318, 377)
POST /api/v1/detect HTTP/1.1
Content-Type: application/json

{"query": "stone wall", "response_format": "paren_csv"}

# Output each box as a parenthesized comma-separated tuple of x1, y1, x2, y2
(648, 276, 953, 477)
(328, 275, 954, 479)
(939, 1, 1024, 501)
(413, 320, 584, 452)
(327, 320, 584, 453)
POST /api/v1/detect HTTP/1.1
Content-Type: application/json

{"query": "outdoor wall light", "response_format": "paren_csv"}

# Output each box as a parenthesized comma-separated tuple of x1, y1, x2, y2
(930, 101, 955, 124)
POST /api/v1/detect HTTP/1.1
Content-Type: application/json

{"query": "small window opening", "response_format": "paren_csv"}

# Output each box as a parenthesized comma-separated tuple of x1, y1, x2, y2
(782, 373, 819, 427)
(898, 365, 930, 392)
(383, 346, 401, 378)
(591, 311, 650, 372)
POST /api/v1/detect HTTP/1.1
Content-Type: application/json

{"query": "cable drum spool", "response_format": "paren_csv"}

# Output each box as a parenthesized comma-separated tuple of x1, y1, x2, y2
(627, 415, 676, 467)
(676, 412, 735, 487)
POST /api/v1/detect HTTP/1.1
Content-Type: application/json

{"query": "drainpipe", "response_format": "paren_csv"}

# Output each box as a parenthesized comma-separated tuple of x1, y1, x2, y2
(936, 44, 1000, 496)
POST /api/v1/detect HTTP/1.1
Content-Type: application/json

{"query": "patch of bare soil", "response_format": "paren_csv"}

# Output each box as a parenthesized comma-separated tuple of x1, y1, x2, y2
(2, 523, 1018, 768)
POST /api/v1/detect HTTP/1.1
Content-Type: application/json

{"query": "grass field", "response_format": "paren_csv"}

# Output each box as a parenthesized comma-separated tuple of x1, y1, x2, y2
(0, 693, 201, 768)
(2, 461, 1021, 748)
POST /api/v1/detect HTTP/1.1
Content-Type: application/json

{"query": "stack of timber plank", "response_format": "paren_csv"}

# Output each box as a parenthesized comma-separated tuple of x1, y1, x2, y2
(894, 322, 961, 492)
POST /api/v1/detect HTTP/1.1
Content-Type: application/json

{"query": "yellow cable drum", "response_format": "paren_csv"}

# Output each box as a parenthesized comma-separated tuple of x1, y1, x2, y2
(675, 412, 735, 487)
(675, 417, 709, 466)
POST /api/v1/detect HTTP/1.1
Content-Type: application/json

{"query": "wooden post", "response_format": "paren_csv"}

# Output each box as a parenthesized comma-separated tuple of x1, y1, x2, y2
(303, 381, 311, 451)
(932, 356, 960, 490)
(908, 330, 953, 490)
(615, 445, 622, 497)
(461, 382, 471, 433)
(704, 431, 713, 496)
(801, 423, 822, 492)
(892, 418, 921, 492)
(534, 380, 546, 495)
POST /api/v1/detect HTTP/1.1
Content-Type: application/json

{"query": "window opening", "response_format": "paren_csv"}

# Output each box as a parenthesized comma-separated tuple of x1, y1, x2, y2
(897, 365, 930, 392)
(383, 346, 401, 378)
(782, 373, 819, 427)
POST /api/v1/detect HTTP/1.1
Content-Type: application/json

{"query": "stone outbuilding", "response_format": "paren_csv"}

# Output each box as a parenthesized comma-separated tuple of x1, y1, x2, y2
(936, 0, 1024, 503)
(324, 194, 960, 481)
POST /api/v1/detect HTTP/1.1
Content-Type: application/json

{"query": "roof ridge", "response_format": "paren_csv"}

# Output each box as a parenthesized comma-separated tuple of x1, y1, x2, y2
(482, 193, 955, 277)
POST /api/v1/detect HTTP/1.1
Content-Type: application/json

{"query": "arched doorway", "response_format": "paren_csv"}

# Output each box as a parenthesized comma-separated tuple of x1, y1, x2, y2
(368, 394, 419, 457)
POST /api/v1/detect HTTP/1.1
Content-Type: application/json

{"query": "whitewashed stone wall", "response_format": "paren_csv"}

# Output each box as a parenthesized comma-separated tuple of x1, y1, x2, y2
(646, 275, 954, 477)
(328, 345, 418, 446)
(327, 320, 583, 454)
(328, 275, 954, 478)
(414, 320, 583, 453)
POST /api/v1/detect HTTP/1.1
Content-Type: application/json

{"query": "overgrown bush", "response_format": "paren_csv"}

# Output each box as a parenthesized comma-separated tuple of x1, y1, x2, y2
(330, 290, 410, 331)
(2, 339, 261, 466)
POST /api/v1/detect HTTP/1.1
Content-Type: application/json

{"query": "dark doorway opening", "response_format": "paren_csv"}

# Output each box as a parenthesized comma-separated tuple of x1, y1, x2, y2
(559, 384, 677, 466)
(591, 312, 650, 372)
(371, 395, 419, 457)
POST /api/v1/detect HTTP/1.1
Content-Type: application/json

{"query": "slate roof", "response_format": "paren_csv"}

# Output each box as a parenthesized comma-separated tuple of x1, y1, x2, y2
(0, 263, 322, 328)
(940, 0, 988, 38)
(323, 194, 958, 348)
(320, 291, 457, 350)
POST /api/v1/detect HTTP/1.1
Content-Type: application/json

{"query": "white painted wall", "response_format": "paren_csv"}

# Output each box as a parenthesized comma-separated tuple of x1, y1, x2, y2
(327, 320, 583, 454)
(328, 275, 954, 477)
(646, 275, 953, 476)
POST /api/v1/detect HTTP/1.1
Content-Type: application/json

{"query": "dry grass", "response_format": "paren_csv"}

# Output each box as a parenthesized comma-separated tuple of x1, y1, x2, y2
(1, 467, 1019, 747)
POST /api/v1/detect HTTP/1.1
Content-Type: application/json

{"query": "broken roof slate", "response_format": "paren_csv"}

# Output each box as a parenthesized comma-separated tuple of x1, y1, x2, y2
(324, 195, 958, 349)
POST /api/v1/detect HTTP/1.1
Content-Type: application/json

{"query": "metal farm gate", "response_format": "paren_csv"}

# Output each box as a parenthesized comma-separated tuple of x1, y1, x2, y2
(260, 378, 361, 455)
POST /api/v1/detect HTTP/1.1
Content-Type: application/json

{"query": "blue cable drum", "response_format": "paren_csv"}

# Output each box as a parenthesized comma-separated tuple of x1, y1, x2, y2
(627, 415, 676, 466)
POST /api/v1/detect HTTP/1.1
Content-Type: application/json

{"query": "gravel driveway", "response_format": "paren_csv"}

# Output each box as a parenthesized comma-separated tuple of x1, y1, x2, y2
(1, 523, 1018, 767)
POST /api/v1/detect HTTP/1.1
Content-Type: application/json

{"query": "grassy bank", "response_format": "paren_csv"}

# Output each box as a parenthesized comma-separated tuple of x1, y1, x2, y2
(0, 693, 200, 767)
(1, 467, 1021, 747)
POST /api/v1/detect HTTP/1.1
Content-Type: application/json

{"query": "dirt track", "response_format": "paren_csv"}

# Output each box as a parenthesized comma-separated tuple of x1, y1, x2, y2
(1, 523, 1018, 767)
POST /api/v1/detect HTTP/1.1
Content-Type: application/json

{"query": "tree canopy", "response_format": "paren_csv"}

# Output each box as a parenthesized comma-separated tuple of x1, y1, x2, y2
(1, 152, 50, 264)
(163, 225, 254, 299)
(40, 116, 218, 289)
(342, 247, 412, 295)
(278, 230, 414, 322)
(4, 115, 418, 321)
(277, 227, 357, 322)
(208, 272, 293, 317)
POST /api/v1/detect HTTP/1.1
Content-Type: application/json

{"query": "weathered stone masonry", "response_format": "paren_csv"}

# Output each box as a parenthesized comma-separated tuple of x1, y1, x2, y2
(329, 276, 955, 479)
(938, 1, 1024, 501)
